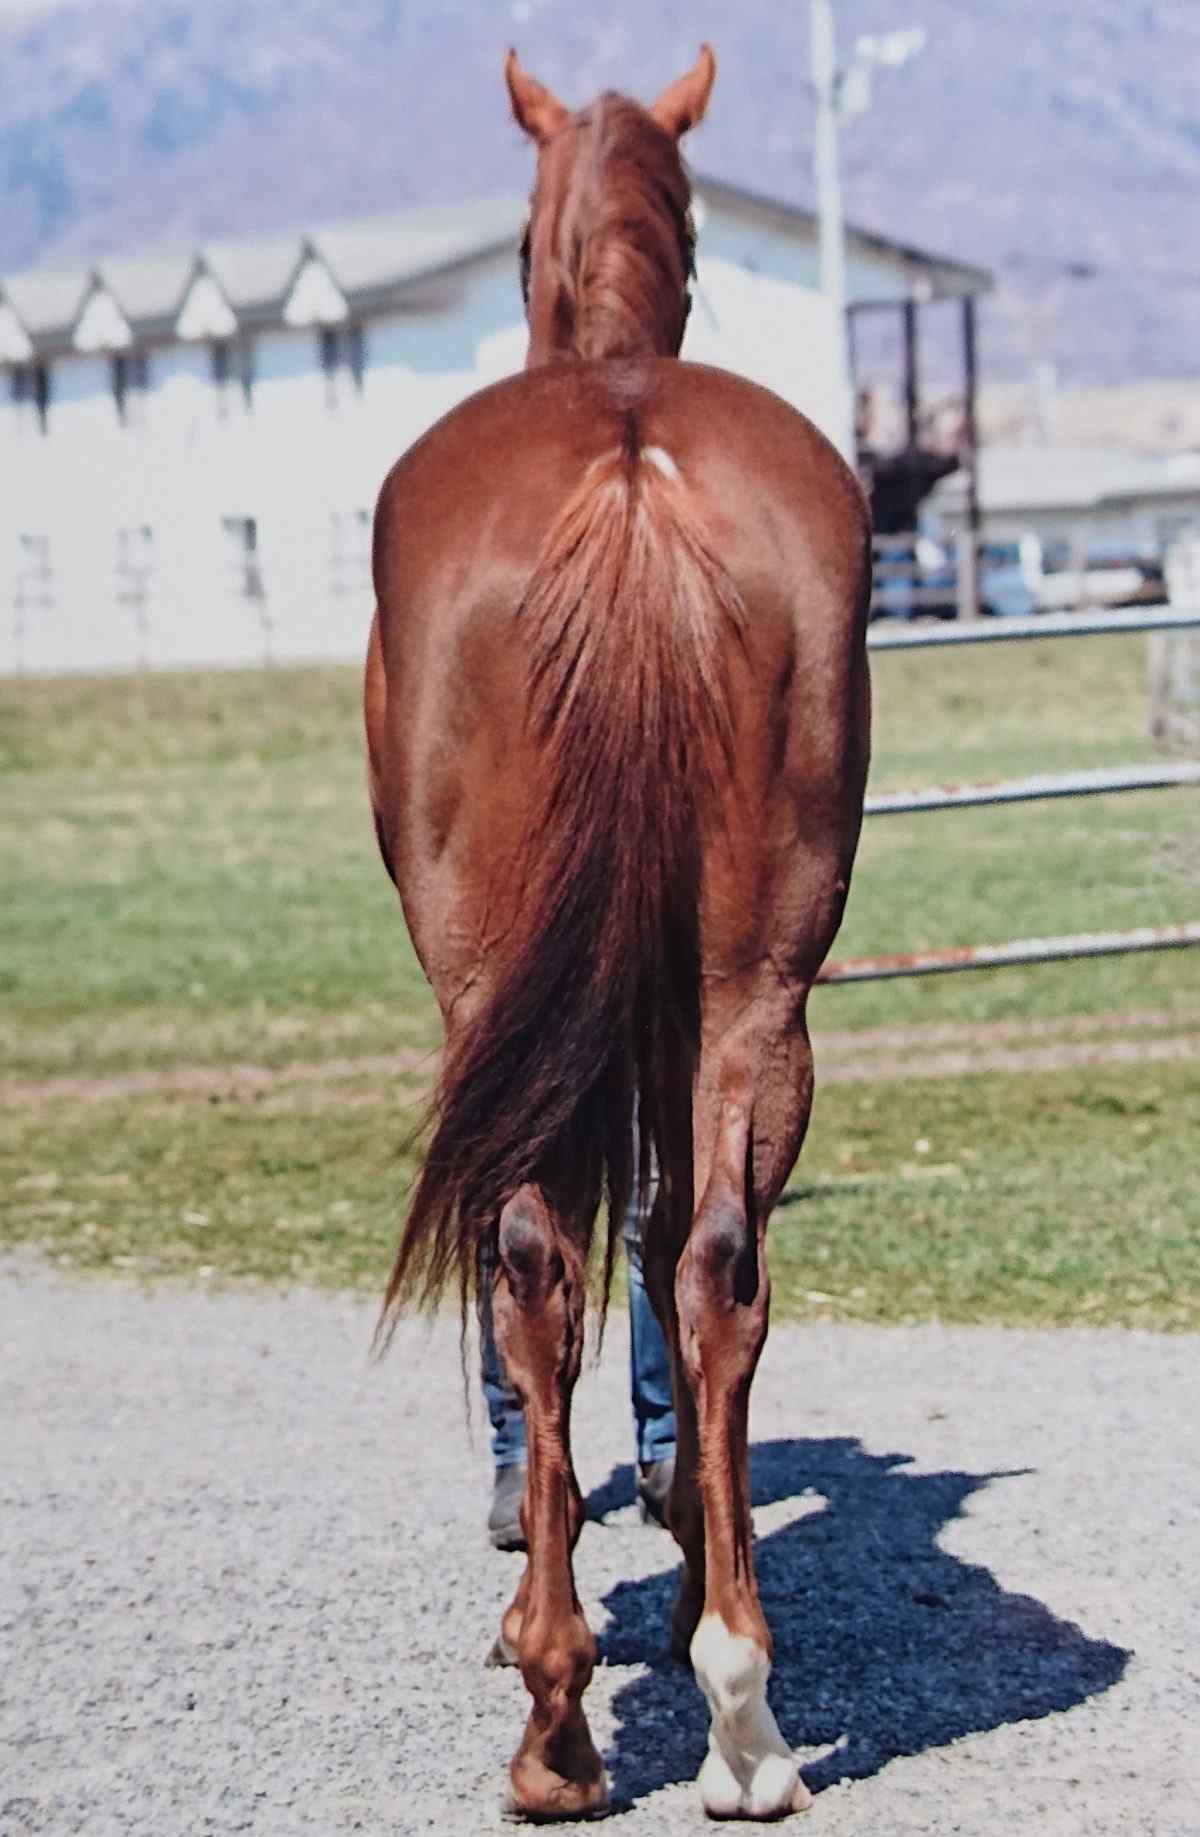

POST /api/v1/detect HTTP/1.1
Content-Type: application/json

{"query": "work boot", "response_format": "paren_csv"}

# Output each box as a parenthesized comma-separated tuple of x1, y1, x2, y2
(488, 1463, 527, 1551)
(636, 1457, 674, 1528)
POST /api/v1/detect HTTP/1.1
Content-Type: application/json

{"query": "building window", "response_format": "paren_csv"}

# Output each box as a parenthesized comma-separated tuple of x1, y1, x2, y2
(211, 339, 232, 418)
(112, 351, 149, 428)
(222, 515, 265, 603)
(12, 364, 50, 434)
(211, 338, 255, 418)
(115, 525, 155, 662)
(319, 323, 365, 408)
(239, 338, 255, 411)
(13, 532, 54, 664)
(330, 508, 371, 597)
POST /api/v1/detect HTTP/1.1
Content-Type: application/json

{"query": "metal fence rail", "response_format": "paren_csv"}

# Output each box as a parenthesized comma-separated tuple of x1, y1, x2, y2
(865, 760, 1200, 817)
(868, 606, 1200, 650)
(818, 922, 1200, 985)
(822, 604, 1200, 986)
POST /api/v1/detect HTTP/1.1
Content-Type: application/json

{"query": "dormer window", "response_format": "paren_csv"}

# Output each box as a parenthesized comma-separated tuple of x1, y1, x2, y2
(112, 352, 148, 427)
(12, 363, 50, 434)
(212, 337, 255, 416)
(319, 324, 365, 408)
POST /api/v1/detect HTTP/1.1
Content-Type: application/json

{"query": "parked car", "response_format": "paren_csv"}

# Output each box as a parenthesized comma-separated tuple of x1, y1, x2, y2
(870, 536, 1037, 621)
(1036, 541, 1166, 610)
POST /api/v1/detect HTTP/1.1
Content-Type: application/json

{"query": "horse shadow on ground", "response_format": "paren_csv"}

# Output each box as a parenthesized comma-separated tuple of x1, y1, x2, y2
(584, 1438, 1129, 1810)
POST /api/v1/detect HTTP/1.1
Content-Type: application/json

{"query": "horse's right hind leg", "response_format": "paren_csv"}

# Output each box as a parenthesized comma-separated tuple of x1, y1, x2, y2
(673, 1011, 818, 1820)
(490, 1184, 607, 1820)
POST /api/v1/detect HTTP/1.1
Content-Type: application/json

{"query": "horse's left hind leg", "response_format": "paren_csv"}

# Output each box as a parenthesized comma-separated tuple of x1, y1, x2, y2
(490, 1184, 607, 1820)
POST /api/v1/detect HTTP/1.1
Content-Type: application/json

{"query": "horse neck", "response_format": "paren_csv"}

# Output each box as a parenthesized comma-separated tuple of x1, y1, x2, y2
(525, 111, 690, 367)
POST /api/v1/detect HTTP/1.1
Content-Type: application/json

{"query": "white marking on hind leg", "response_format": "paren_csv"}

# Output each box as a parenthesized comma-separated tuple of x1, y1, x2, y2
(642, 444, 681, 481)
(690, 1614, 812, 1819)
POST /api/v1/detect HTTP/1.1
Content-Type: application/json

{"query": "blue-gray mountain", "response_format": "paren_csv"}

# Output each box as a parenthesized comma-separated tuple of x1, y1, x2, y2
(1, 0, 1196, 384)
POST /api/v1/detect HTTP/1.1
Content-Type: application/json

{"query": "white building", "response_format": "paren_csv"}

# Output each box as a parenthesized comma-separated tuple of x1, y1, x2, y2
(931, 444, 1200, 559)
(0, 183, 988, 675)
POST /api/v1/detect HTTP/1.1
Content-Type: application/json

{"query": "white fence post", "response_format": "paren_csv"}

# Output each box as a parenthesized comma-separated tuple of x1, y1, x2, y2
(955, 527, 979, 622)
(1160, 533, 1200, 750)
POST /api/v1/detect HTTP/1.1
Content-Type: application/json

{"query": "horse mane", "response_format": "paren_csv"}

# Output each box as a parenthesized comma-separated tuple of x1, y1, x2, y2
(530, 93, 696, 362)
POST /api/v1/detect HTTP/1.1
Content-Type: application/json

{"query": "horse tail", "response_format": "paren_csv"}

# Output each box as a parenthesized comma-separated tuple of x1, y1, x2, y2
(376, 419, 744, 1346)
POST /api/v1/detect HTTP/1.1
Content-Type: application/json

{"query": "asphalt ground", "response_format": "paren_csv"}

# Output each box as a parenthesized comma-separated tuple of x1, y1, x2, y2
(3, 1262, 1197, 1836)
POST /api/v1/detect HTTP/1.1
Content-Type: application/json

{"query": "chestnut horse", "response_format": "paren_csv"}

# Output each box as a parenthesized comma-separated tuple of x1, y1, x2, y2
(365, 45, 871, 1822)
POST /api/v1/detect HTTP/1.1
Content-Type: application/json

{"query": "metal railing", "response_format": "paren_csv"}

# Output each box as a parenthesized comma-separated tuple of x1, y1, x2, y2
(868, 606, 1200, 650)
(820, 602, 1200, 984)
(820, 922, 1200, 985)
(865, 761, 1200, 817)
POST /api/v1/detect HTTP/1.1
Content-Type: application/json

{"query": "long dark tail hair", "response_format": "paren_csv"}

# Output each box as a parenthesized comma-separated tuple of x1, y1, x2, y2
(376, 419, 744, 1345)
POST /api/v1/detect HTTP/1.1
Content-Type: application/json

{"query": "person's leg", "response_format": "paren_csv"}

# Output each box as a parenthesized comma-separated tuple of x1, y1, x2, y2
(624, 1136, 676, 1521)
(626, 1224, 676, 1465)
(481, 1254, 528, 1550)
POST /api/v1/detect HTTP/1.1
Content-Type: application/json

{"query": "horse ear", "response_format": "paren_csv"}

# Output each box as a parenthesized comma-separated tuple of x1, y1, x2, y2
(505, 50, 570, 147)
(649, 43, 716, 139)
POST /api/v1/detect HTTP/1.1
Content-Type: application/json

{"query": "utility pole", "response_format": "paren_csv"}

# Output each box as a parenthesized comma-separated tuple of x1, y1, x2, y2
(809, 3, 928, 466)
(809, 0, 854, 462)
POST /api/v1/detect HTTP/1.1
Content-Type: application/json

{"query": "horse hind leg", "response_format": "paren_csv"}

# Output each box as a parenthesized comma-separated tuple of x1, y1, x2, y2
(675, 1027, 816, 1820)
(363, 611, 398, 885)
(489, 1184, 607, 1820)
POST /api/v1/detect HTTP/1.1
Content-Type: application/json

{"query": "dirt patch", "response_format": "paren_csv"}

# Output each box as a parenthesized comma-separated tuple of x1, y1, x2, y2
(0, 1047, 437, 1111)
(820, 1029, 1199, 1085)
(816, 1003, 1200, 1083)
(4, 1005, 1196, 1111)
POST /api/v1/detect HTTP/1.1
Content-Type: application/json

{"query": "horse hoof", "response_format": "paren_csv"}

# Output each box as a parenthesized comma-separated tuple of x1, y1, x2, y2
(485, 1632, 520, 1669)
(501, 1779, 610, 1822)
(698, 1750, 811, 1820)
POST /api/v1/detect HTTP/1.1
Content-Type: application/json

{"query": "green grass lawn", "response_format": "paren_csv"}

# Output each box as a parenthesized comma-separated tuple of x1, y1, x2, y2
(2, 637, 1197, 1325)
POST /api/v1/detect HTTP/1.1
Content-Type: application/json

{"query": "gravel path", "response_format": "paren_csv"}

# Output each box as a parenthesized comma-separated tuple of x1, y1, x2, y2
(3, 1263, 1197, 1837)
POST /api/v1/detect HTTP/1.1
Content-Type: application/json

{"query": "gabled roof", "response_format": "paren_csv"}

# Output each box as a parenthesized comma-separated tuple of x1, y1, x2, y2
(174, 263, 237, 341)
(282, 248, 349, 328)
(0, 181, 991, 361)
(0, 297, 34, 362)
(96, 251, 194, 336)
(309, 196, 525, 306)
(1, 265, 91, 351)
(694, 175, 993, 302)
(73, 279, 133, 353)
(199, 231, 306, 322)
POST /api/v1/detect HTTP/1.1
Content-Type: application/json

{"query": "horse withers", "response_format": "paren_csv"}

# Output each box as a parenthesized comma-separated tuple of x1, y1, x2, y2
(365, 45, 871, 1822)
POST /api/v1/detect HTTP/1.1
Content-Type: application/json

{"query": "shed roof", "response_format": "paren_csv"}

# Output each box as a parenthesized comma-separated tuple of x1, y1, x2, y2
(933, 444, 1200, 518)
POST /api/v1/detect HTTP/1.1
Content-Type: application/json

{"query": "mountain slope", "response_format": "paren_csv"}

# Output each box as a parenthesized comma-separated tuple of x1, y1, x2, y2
(0, 0, 1196, 383)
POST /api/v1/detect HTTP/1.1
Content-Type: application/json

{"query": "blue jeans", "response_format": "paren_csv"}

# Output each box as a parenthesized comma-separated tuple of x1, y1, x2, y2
(481, 1160, 676, 1470)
